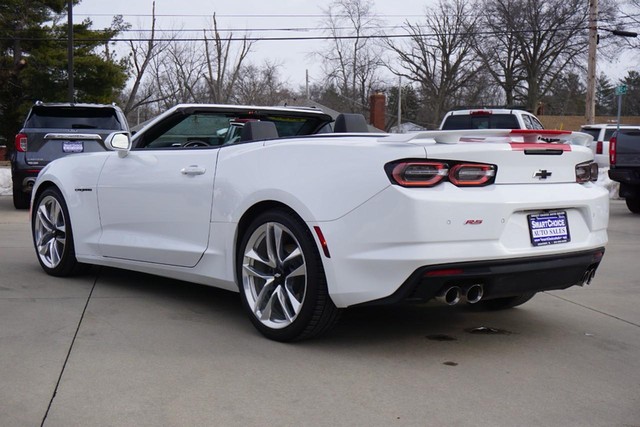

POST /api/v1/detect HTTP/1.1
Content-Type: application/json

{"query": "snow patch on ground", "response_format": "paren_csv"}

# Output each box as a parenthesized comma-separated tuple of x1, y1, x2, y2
(0, 167, 11, 196)
(0, 166, 623, 199)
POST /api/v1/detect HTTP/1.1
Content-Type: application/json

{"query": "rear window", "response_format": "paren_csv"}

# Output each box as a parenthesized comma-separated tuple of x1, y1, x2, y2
(26, 106, 123, 130)
(581, 128, 600, 140)
(617, 130, 640, 140)
(442, 114, 520, 130)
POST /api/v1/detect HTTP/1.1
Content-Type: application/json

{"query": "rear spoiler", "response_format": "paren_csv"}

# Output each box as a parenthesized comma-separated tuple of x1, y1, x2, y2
(381, 129, 593, 146)
(44, 133, 102, 140)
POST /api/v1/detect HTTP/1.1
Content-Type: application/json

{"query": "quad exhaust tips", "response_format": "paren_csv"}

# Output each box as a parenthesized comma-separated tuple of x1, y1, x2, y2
(436, 284, 484, 305)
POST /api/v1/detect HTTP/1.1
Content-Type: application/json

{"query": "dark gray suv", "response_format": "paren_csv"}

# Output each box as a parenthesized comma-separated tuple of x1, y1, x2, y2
(11, 102, 129, 208)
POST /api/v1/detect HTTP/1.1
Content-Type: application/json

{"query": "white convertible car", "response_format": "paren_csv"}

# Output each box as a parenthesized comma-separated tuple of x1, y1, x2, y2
(30, 104, 608, 341)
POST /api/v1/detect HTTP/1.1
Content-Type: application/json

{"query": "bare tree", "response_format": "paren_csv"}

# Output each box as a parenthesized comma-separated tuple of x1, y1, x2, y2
(121, 1, 166, 116)
(386, 0, 481, 127)
(235, 61, 291, 105)
(315, 0, 384, 114)
(473, 0, 524, 106)
(512, 0, 591, 112)
(148, 39, 207, 109)
(203, 14, 253, 104)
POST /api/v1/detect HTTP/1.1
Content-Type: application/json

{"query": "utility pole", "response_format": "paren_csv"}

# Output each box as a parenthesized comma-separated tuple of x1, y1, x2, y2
(397, 76, 402, 133)
(67, 0, 74, 102)
(305, 69, 310, 100)
(585, 0, 598, 124)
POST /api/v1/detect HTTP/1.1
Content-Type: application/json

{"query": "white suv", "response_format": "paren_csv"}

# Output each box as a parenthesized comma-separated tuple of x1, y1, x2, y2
(440, 108, 544, 130)
(580, 124, 640, 168)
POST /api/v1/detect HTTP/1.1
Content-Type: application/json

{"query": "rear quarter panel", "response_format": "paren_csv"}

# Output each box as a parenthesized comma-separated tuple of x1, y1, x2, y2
(212, 137, 427, 222)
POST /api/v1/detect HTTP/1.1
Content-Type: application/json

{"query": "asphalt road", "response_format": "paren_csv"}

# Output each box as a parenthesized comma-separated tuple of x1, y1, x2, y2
(1, 196, 639, 427)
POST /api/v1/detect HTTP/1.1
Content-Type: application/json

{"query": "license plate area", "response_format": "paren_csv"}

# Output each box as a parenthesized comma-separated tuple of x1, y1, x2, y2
(527, 211, 570, 247)
(62, 141, 84, 153)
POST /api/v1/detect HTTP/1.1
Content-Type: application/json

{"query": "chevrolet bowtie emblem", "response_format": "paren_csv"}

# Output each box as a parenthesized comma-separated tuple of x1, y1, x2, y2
(534, 170, 552, 179)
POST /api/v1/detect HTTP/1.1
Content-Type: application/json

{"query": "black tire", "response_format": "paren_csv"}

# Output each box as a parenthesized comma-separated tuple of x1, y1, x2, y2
(625, 197, 640, 214)
(476, 292, 536, 310)
(31, 187, 83, 277)
(12, 183, 30, 209)
(236, 209, 341, 342)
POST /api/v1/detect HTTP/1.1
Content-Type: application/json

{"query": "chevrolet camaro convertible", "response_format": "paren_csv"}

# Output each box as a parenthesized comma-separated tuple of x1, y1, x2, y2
(30, 104, 609, 341)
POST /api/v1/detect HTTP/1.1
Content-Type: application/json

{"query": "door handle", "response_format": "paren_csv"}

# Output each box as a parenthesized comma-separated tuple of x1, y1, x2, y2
(181, 165, 206, 176)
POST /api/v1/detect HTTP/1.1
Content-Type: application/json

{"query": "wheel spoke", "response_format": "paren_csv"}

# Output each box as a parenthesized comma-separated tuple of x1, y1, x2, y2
(259, 290, 278, 321)
(243, 262, 272, 281)
(287, 262, 306, 279)
(280, 285, 300, 320)
(244, 248, 271, 269)
(37, 205, 54, 232)
(48, 239, 59, 266)
(265, 223, 279, 268)
(253, 279, 275, 310)
(282, 247, 302, 267)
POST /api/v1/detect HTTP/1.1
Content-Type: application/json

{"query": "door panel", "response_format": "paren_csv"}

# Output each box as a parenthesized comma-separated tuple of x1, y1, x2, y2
(97, 149, 218, 267)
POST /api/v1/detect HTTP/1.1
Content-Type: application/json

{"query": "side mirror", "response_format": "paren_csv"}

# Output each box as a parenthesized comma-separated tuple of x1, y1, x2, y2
(105, 132, 132, 158)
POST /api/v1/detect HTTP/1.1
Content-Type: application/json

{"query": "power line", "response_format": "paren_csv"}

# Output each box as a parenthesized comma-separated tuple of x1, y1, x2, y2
(0, 25, 595, 43)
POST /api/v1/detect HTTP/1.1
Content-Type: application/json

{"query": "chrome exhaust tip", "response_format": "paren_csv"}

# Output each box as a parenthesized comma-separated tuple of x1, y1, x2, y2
(466, 284, 484, 304)
(436, 286, 462, 306)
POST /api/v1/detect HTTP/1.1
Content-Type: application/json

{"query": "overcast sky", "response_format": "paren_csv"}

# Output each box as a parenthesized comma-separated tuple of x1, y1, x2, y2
(74, 0, 635, 88)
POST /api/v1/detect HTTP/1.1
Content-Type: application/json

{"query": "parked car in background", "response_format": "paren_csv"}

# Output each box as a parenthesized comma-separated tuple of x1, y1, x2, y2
(10, 102, 129, 209)
(440, 108, 544, 130)
(30, 101, 608, 341)
(608, 128, 640, 213)
(580, 124, 640, 168)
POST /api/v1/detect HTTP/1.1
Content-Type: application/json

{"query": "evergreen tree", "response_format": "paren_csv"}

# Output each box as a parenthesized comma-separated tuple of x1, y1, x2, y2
(619, 71, 640, 116)
(596, 73, 615, 116)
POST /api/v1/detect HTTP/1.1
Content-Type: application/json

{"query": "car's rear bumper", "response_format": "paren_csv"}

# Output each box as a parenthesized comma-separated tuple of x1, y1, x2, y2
(315, 183, 609, 307)
(356, 247, 605, 306)
(11, 166, 42, 193)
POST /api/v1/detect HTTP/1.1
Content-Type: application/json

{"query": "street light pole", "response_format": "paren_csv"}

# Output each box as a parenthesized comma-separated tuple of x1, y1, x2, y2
(585, 0, 598, 125)
(67, 0, 74, 102)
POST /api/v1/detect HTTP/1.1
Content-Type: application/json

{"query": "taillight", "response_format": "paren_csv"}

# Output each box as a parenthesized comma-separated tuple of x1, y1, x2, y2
(449, 163, 496, 186)
(609, 136, 617, 165)
(386, 160, 497, 188)
(15, 133, 27, 152)
(596, 140, 603, 154)
(390, 162, 449, 187)
(576, 161, 598, 183)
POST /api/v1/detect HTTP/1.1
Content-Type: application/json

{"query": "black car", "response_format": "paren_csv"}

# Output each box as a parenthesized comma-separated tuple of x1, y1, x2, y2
(11, 102, 129, 208)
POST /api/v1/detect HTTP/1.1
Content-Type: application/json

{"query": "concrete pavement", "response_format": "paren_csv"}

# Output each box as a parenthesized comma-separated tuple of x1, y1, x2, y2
(1, 196, 639, 426)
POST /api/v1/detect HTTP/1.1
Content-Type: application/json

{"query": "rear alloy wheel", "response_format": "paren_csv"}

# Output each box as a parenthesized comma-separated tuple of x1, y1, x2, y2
(32, 187, 82, 276)
(625, 197, 640, 214)
(476, 292, 536, 310)
(238, 210, 340, 341)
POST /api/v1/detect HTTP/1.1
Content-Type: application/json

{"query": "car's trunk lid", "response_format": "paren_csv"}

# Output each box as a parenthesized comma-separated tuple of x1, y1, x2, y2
(383, 129, 594, 185)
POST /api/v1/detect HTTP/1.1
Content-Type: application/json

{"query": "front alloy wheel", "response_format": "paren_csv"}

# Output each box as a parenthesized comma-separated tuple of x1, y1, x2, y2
(238, 210, 340, 341)
(32, 187, 82, 276)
